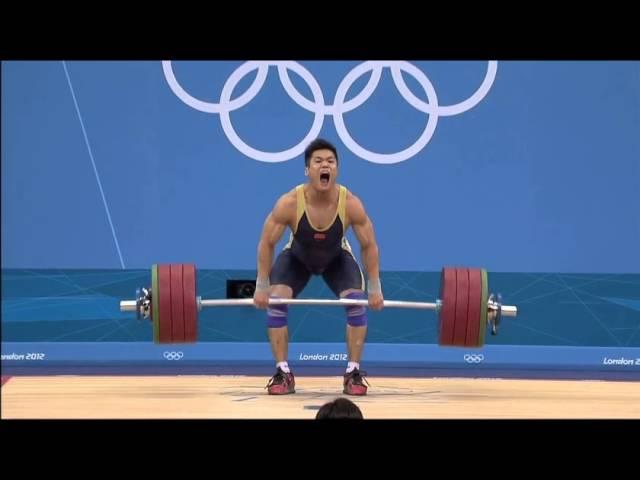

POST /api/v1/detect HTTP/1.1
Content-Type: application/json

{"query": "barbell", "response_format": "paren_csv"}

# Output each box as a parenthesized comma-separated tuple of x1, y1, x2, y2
(119, 264, 518, 347)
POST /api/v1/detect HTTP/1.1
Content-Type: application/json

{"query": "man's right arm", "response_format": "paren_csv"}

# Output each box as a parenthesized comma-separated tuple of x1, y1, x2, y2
(256, 193, 294, 294)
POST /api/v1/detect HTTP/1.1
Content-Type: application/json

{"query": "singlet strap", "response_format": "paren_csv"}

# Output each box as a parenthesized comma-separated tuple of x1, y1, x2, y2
(338, 185, 347, 227)
(294, 184, 306, 233)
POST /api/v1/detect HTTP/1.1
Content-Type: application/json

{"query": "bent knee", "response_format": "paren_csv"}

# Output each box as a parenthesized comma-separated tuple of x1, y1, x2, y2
(267, 285, 291, 328)
(343, 290, 367, 327)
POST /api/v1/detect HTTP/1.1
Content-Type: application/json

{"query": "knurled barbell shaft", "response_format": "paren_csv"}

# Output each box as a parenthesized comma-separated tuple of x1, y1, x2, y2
(119, 297, 517, 316)
(202, 298, 439, 309)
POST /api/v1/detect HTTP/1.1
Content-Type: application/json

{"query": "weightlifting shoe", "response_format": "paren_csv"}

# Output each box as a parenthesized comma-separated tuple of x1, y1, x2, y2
(265, 367, 295, 395)
(343, 368, 369, 396)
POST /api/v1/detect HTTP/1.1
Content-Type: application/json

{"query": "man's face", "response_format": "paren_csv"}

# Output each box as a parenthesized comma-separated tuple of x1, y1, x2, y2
(306, 148, 338, 192)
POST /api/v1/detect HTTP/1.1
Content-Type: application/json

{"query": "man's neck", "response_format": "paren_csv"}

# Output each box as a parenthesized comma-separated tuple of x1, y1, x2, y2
(305, 184, 338, 205)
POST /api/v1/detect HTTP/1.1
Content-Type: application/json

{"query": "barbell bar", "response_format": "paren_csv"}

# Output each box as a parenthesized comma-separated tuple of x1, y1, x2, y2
(119, 264, 518, 347)
(121, 297, 516, 314)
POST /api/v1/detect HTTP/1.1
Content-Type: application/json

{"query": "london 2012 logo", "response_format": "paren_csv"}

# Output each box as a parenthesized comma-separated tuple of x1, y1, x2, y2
(162, 61, 497, 164)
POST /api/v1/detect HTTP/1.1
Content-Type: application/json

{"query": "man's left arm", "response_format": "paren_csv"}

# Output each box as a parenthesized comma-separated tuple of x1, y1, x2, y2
(348, 195, 384, 310)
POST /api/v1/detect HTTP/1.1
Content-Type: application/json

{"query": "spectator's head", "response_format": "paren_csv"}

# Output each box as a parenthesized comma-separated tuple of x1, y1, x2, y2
(315, 397, 363, 419)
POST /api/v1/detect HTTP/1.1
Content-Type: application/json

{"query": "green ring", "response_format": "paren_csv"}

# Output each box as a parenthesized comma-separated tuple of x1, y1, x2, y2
(479, 269, 488, 347)
(152, 264, 160, 343)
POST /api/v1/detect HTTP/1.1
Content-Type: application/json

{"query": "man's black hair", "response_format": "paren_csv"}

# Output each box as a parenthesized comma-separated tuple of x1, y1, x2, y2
(304, 138, 339, 167)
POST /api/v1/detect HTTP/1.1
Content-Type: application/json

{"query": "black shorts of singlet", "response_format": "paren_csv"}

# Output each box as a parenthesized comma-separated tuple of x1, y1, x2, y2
(269, 248, 364, 298)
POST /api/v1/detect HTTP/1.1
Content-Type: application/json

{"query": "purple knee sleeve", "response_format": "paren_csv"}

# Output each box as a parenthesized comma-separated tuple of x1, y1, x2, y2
(345, 291, 368, 327)
(267, 298, 288, 328)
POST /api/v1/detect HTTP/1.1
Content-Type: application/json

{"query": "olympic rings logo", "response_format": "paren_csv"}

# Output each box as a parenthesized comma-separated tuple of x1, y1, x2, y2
(463, 354, 484, 364)
(163, 351, 184, 360)
(162, 61, 498, 164)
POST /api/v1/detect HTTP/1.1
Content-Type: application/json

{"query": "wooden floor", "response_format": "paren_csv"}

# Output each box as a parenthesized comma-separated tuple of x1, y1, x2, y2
(2, 375, 639, 419)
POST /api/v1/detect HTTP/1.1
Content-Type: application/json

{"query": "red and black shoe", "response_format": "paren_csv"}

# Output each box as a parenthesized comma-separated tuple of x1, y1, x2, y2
(265, 367, 295, 395)
(343, 368, 369, 396)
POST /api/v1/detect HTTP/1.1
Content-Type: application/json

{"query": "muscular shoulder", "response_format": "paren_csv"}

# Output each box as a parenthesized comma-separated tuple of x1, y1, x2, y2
(345, 189, 367, 225)
(271, 189, 297, 225)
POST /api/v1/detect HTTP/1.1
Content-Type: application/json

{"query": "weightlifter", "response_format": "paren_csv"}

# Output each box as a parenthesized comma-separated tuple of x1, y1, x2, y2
(253, 138, 384, 395)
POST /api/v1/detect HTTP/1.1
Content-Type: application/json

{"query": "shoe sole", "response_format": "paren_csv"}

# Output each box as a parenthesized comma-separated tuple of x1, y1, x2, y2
(268, 389, 296, 395)
(343, 389, 367, 396)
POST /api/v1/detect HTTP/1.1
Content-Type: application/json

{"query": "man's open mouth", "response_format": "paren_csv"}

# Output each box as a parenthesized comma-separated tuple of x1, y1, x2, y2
(320, 172, 330, 185)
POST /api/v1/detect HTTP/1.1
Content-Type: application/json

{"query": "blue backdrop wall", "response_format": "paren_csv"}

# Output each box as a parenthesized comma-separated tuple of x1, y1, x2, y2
(3, 60, 639, 273)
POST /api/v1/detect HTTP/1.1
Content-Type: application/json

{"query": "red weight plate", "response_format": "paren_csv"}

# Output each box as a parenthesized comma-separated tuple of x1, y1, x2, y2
(182, 264, 198, 343)
(170, 264, 185, 343)
(452, 268, 469, 346)
(158, 264, 173, 344)
(465, 269, 483, 347)
(438, 267, 457, 346)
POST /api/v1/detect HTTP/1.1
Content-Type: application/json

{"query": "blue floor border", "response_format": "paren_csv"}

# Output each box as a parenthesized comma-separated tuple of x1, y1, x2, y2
(2, 342, 639, 380)
(3, 366, 639, 381)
